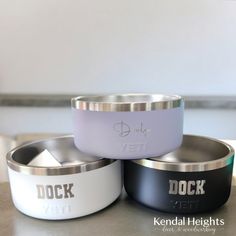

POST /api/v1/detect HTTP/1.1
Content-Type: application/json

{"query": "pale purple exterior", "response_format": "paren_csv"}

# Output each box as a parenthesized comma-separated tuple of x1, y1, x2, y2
(73, 106, 183, 159)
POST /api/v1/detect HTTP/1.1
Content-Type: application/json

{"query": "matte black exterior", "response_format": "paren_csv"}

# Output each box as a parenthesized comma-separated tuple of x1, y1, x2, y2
(124, 161, 233, 213)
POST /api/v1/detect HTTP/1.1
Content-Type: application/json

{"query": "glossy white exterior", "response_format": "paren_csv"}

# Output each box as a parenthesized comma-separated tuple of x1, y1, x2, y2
(8, 160, 122, 220)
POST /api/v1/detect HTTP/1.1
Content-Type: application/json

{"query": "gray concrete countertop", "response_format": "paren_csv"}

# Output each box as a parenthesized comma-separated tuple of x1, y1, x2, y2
(1, 183, 236, 236)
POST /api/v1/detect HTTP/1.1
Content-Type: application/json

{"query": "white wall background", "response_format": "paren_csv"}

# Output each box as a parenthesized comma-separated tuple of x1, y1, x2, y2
(0, 1, 236, 138)
(0, 0, 236, 94)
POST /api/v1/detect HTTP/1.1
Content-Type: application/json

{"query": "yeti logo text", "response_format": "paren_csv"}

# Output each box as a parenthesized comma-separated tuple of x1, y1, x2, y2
(36, 184, 75, 199)
(169, 180, 206, 195)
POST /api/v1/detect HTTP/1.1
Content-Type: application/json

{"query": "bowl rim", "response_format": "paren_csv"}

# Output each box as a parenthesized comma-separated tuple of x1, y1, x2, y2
(71, 93, 183, 112)
(7, 135, 116, 176)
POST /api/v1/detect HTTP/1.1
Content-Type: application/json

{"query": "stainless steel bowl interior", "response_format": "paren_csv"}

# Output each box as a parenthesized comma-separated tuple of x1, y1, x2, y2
(7, 136, 114, 175)
(150, 135, 231, 163)
(72, 94, 183, 111)
(133, 135, 234, 172)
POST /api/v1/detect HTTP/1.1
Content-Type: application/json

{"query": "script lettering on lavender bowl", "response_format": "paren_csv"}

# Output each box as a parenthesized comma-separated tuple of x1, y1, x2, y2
(113, 121, 151, 137)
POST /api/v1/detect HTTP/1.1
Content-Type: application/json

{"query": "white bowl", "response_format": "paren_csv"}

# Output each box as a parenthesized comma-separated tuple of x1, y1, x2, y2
(7, 136, 122, 220)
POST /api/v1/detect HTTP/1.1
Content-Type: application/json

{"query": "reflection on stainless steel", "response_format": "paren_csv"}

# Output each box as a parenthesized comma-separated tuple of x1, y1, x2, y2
(27, 149, 62, 167)
(72, 94, 183, 111)
(133, 135, 234, 172)
(223, 140, 236, 186)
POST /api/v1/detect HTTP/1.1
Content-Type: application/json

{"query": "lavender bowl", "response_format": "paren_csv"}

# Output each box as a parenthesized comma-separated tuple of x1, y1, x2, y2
(71, 94, 184, 159)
